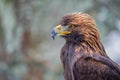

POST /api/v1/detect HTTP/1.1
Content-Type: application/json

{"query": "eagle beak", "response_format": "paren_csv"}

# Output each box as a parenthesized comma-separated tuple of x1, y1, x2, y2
(51, 25, 71, 40)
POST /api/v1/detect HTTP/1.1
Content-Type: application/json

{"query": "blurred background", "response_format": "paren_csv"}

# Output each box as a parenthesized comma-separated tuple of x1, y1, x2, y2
(0, 0, 120, 80)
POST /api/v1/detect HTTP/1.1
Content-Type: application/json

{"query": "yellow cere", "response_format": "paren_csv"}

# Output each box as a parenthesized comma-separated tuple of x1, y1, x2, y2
(56, 25, 71, 35)
(56, 25, 62, 31)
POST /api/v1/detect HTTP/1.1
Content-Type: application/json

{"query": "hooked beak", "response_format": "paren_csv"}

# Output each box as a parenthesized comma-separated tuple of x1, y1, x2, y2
(51, 25, 71, 40)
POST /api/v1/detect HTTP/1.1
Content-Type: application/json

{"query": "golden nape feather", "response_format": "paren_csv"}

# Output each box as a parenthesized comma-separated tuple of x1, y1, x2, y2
(51, 12, 120, 80)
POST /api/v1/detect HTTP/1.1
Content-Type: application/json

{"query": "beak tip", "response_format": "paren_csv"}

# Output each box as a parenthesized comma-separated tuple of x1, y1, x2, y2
(51, 35, 55, 40)
(51, 30, 57, 40)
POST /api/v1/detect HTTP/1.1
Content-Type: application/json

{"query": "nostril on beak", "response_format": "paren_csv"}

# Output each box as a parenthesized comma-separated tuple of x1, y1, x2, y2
(56, 25, 62, 31)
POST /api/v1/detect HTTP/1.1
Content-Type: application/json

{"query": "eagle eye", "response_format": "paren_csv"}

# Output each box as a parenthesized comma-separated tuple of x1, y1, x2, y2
(68, 25, 75, 29)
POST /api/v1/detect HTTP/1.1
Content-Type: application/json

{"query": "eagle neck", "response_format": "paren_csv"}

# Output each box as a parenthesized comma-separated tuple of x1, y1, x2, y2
(61, 39, 109, 80)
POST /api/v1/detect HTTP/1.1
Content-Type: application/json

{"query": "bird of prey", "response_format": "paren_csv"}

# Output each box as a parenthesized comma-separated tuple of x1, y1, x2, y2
(51, 12, 120, 80)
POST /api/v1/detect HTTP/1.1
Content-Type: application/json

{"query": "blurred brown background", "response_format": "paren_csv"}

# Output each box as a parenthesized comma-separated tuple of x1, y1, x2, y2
(0, 0, 120, 80)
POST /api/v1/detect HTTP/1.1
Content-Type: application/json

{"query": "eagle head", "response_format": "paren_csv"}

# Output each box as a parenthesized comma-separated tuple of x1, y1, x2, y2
(51, 12, 100, 44)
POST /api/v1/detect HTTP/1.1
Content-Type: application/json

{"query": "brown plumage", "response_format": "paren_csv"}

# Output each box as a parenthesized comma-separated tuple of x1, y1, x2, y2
(51, 12, 120, 80)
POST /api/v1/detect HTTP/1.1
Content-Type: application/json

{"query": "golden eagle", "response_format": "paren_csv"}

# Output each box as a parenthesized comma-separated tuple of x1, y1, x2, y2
(51, 12, 120, 80)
